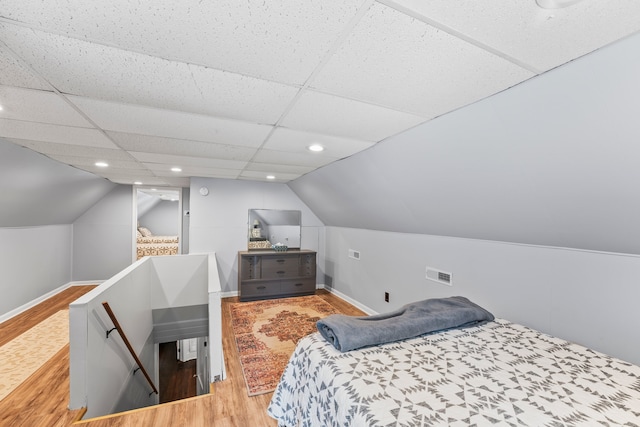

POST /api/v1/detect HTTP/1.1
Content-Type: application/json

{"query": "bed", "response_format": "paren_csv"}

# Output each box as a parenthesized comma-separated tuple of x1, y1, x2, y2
(268, 318, 640, 426)
(136, 227, 179, 259)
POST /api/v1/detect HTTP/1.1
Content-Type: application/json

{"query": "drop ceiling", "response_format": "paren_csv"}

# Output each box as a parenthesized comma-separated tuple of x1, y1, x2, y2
(1, 0, 639, 186)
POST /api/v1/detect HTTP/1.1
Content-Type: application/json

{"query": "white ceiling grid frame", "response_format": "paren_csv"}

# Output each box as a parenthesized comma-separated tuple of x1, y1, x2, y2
(264, 127, 375, 159)
(129, 151, 248, 171)
(311, 2, 536, 119)
(0, 42, 51, 90)
(106, 132, 259, 162)
(0, 24, 300, 124)
(0, 0, 368, 85)
(383, 0, 640, 72)
(280, 89, 427, 142)
(0, 118, 117, 148)
(68, 97, 273, 148)
(236, 0, 378, 180)
(1, 1, 640, 186)
(0, 86, 93, 127)
(7, 139, 136, 161)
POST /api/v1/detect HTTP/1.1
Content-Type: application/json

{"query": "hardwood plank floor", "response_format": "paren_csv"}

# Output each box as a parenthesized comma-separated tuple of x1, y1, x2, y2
(0, 288, 365, 426)
(159, 342, 197, 403)
(0, 285, 97, 426)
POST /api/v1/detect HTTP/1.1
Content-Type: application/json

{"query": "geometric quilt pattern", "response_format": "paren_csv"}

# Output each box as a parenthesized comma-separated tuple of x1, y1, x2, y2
(268, 319, 640, 426)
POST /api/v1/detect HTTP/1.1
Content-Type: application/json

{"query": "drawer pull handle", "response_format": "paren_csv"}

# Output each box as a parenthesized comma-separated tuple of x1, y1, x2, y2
(276, 259, 285, 263)
(277, 271, 285, 274)
(294, 283, 303, 287)
(257, 286, 266, 290)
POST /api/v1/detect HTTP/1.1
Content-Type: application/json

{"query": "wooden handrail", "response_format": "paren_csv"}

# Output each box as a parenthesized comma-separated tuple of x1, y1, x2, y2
(102, 301, 158, 395)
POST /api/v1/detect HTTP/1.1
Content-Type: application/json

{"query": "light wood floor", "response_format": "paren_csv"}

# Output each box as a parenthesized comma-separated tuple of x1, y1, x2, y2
(0, 287, 365, 426)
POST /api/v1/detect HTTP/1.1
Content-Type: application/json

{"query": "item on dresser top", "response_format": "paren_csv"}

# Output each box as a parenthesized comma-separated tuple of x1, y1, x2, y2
(316, 296, 494, 352)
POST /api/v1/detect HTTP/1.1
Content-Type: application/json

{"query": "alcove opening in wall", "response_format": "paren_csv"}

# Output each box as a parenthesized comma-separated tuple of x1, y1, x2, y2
(134, 187, 183, 261)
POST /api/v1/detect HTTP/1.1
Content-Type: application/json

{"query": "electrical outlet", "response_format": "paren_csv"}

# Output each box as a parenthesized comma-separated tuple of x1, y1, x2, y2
(384, 292, 389, 302)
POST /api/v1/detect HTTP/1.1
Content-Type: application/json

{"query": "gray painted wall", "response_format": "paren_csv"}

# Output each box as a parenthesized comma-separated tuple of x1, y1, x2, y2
(324, 227, 640, 366)
(289, 31, 640, 255)
(188, 177, 324, 294)
(286, 31, 640, 365)
(0, 224, 72, 317)
(138, 200, 179, 236)
(73, 185, 134, 281)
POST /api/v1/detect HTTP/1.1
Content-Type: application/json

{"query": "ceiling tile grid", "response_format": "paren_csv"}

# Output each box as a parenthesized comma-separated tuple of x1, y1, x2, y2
(310, 3, 535, 119)
(1, 0, 639, 186)
(0, 0, 367, 85)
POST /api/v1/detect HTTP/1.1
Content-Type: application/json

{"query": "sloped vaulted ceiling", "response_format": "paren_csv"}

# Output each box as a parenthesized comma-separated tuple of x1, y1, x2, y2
(289, 31, 640, 255)
(0, 139, 116, 226)
(1, 1, 640, 185)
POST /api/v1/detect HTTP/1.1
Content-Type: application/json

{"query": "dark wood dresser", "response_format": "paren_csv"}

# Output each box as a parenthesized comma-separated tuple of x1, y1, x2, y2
(237, 250, 317, 301)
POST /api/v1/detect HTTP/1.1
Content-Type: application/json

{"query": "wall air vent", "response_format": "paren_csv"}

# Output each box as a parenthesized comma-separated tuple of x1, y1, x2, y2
(426, 267, 452, 286)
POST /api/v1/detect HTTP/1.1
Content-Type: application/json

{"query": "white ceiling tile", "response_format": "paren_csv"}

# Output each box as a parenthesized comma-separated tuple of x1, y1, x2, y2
(0, 86, 93, 127)
(103, 175, 169, 186)
(107, 132, 257, 161)
(0, 24, 299, 124)
(0, 118, 118, 148)
(265, 127, 375, 159)
(0, 0, 365, 85)
(0, 42, 51, 90)
(281, 90, 427, 141)
(7, 139, 132, 160)
(244, 162, 316, 175)
(129, 152, 247, 170)
(239, 170, 301, 182)
(46, 155, 140, 170)
(252, 149, 337, 168)
(311, 3, 534, 118)
(144, 163, 241, 179)
(75, 166, 154, 177)
(385, 0, 640, 72)
(69, 97, 272, 148)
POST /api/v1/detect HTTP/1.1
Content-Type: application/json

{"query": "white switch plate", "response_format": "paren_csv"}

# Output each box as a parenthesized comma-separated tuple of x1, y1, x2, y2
(348, 249, 361, 260)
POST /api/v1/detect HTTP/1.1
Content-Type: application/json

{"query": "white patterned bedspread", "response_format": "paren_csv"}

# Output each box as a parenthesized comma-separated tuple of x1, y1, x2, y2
(268, 319, 640, 426)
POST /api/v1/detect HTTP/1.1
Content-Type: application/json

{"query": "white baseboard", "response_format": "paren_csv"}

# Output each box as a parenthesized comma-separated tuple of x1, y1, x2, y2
(221, 290, 239, 299)
(322, 286, 377, 315)
(0, 281, 102, 324)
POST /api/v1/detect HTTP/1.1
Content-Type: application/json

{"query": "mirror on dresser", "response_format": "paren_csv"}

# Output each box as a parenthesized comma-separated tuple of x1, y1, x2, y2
(247, 209, 301, 250)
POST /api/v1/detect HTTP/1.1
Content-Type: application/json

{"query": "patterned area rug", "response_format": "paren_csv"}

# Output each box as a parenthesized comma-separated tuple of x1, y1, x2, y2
(229, 295, 341, 396)
(0, 309, 69, 401)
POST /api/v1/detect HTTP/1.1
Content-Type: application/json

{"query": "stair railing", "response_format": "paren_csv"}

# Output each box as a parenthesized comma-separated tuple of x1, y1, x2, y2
(102, 301, 159, 396)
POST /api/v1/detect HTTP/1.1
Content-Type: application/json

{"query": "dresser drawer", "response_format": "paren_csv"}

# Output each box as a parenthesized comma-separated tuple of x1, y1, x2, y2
(300, 253, 316, 277)
(261, 256, 299, 278)
(241, 282, 280, 298)
(239, 255, 261, 280)
(280, 278, 315, 295)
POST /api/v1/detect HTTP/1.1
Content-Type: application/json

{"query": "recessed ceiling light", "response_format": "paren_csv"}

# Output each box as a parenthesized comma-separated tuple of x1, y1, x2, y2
(171, 167, 182, 172)
(266, 175, 275, 180)
(308, 144, 324, 152)
(95, 161, 109, 168)
(134, 181, 142, 185)
(0, 105, 4, 111)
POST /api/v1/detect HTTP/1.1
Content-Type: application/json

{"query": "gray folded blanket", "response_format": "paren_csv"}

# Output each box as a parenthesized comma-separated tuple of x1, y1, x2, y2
(316, 296, 494, 352)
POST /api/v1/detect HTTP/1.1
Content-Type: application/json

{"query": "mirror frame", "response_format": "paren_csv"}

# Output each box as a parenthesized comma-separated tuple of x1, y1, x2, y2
(248, 209, 301, 250)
